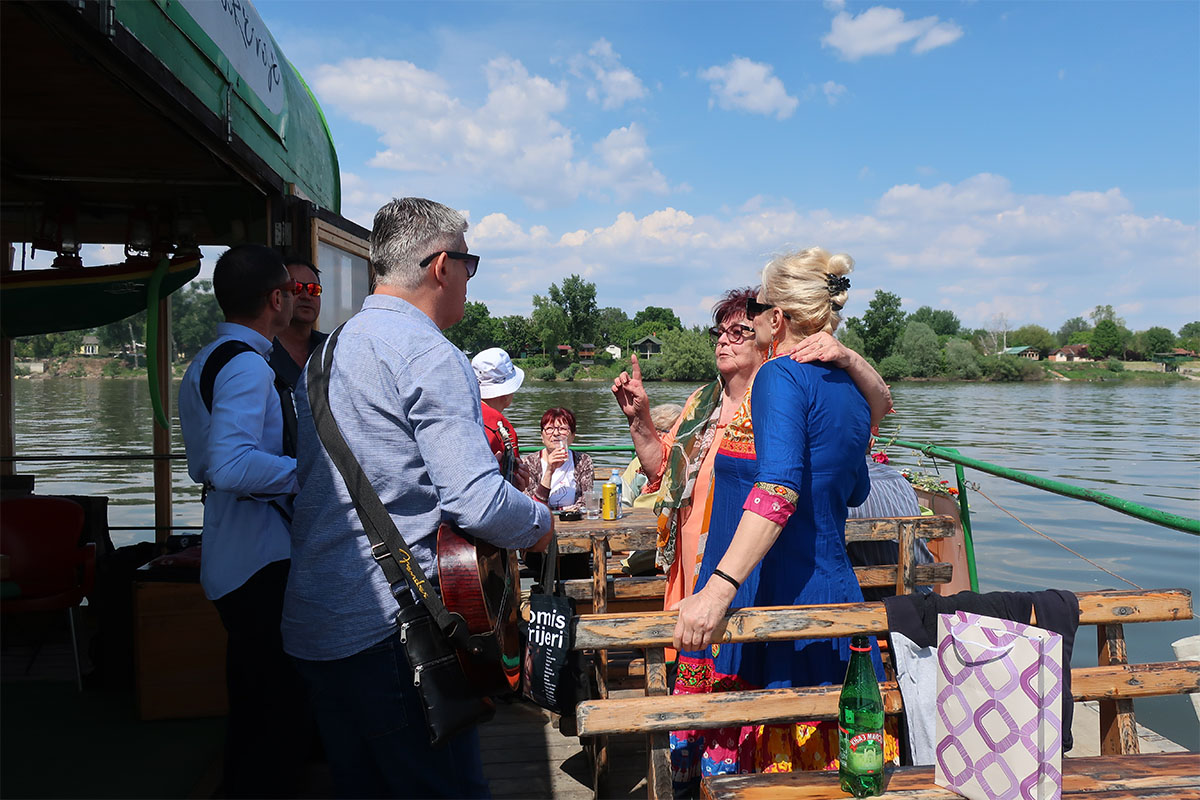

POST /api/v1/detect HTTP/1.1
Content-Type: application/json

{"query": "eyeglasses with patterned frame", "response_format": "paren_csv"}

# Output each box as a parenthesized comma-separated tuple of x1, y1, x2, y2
(708, 322, 756, 345)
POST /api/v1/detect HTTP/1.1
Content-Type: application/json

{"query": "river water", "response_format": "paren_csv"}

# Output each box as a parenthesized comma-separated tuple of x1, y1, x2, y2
(10, 378, 1200, 749)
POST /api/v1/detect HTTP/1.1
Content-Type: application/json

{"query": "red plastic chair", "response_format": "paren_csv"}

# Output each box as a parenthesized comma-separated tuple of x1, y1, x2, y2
(1, 496, 94, 690)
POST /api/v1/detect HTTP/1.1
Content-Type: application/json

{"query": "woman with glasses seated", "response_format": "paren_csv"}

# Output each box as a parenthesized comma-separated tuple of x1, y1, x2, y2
(668, 248, 897, 792)
(612, 288, 890, 634)
(521, 407, 594, 511)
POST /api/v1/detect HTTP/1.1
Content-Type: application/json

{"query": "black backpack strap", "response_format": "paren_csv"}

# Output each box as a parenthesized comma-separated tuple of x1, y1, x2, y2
(306, 325, 471, 647)
(201, 339, 298, 459)
(199, 340, 256, 413)
(273, 373, 298, 459)
(199, 339, 295, 523)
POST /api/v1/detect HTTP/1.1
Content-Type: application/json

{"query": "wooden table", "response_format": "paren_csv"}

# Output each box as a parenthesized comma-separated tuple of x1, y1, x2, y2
(700, 753, 1200, 800)
(554, 506, 659, 554)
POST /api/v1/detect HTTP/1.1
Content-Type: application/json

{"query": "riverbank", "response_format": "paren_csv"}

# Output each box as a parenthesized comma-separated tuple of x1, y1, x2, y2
(15, 355, 1198, 385)
(12, 356, 189, 380)
(516, 358, 1197, 384)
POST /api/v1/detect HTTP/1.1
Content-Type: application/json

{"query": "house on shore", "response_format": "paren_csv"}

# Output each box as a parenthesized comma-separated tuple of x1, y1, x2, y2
(632, 334, 663, 358)
(1049, 344, 1092, 363)
(79, 335, 100, 356)
(578, 343, 596, 365)
(604, 344, 622, 359)
(1003, 345, 1040, 360)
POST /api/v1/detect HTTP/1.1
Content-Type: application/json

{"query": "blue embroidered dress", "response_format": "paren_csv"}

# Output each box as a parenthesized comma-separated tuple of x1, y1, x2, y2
(671, 355, 887, 788)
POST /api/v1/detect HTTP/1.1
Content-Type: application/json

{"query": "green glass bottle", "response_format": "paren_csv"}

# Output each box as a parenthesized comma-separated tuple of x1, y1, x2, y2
(838, 635, 885, 797)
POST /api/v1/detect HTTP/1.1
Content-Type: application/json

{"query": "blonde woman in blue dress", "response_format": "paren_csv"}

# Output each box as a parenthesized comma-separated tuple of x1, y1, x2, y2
(670, 247, 897, 793)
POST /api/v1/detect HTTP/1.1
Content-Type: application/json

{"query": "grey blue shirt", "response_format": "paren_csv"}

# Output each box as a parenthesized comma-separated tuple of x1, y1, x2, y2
(178, 323, 298, 600)
(282, 295, 552, 661)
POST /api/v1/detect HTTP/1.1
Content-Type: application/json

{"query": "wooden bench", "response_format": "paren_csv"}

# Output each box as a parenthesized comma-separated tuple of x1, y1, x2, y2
(558, 514, 959, 611)
(569, 588, 1198, 799)
(558, 515, 959, 699)
(700, 752, 1200, 800)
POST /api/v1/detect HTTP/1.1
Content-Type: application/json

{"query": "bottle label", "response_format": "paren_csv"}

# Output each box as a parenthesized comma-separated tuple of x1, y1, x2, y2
(839, 727, 884, 775)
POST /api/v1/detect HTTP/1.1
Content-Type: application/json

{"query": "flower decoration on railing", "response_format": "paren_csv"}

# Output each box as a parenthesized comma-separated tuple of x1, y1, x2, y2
(871, 451, 890, 464)
(899, 469, 959, 496)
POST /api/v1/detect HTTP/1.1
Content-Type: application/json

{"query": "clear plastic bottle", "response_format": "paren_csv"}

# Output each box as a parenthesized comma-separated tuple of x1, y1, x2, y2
(610, 469, 622, 517)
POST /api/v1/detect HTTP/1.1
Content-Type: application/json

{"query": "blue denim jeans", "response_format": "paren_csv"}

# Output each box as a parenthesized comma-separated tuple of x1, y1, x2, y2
(293, 631, 490, 799)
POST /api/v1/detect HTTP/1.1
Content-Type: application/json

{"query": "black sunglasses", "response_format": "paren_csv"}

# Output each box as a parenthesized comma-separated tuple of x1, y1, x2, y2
(708, 323, 755, 345)
(745, 297, 791, 321)
(419, 250, 480, 279)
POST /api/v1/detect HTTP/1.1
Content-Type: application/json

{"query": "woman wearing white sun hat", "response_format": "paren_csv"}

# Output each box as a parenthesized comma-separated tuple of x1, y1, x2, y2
(471, 347, 530, 491)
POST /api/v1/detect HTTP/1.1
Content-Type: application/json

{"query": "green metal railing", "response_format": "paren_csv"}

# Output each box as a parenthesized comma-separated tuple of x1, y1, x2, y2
(889, 438, 1200, 593)
(890, 439, 1200, 536)
(519, 444, 634, 454)
(522, 439, 1200, 594)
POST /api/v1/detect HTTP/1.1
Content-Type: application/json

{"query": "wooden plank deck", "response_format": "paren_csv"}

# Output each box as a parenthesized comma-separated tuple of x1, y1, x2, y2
(480, 697, 649, 799)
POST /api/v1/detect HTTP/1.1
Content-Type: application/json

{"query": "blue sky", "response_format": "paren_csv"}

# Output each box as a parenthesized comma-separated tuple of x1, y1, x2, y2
(49, 0, 1200, 335)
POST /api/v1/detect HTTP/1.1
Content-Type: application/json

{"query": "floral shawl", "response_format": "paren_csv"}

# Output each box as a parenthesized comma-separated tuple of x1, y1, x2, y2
(654, 379, 723, 569)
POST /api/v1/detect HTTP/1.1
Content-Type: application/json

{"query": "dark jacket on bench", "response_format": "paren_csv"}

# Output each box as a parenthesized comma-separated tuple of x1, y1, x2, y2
(884, 589, 1081, 759)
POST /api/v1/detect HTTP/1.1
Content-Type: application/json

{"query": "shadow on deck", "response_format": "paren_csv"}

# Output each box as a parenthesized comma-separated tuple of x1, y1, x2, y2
(1, 619, 641, 799)
(481, 699, 646, 799)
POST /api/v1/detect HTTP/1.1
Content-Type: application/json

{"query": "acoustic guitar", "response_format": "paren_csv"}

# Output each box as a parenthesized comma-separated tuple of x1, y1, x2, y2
(436, 523, 523, 695)
(434, 418, 524, 695)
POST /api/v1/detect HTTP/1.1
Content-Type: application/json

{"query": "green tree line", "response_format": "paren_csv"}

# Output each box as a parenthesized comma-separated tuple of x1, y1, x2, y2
(15, 274, 1197, 388)
(841, 292, 1199, 382)
(444, 274, 718, 381)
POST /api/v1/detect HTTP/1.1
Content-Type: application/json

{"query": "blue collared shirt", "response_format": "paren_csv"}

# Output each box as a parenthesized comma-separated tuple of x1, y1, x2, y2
(282, 295, 552, 662)
(178, 323, 298, 600)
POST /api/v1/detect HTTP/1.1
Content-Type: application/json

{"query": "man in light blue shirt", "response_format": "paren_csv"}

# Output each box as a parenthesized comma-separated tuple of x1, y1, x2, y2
(283, 198, 553, 799)
(178, 244, 306, 798)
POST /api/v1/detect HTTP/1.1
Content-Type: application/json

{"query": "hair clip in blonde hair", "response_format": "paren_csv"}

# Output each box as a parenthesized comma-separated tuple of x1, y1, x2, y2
(826, 274, 851, 295)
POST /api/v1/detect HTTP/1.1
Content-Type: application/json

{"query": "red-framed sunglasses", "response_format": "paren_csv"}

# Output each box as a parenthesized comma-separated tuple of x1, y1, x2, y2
(286, 280, 322, 297)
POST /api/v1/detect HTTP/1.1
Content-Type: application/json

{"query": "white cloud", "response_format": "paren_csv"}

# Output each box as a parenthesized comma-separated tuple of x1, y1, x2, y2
(313, 56, 669, 208)
(822, 80, 848, 105)
(824, 6, 963, 60)
(699, 57, 799, 120)
(458, 175, 1197, 333)
(579, 124, 671, 200)
(572, 38, 648, 110)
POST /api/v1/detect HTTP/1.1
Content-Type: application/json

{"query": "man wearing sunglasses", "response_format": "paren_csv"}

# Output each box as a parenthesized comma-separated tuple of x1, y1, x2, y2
(283, 197, 552, 799)
(269, 257, 328, 393)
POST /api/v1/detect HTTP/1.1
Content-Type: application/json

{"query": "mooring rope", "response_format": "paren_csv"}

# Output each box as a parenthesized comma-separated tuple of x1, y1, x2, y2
(971, 483, 1144, 590)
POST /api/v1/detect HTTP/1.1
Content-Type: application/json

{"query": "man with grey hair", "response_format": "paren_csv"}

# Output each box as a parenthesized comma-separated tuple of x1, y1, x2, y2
(282, 198, 553, 798)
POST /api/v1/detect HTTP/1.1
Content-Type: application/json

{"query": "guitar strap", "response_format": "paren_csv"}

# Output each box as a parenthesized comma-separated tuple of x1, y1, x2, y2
(306, 324, 480, 654)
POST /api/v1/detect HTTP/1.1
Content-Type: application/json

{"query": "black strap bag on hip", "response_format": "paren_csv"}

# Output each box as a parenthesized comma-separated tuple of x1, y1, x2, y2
(522, 533, 587, 716)
(307, 326, 494, 747)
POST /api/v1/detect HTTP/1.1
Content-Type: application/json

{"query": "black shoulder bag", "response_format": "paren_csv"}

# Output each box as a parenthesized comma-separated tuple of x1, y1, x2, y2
(306, 326, 494, 746)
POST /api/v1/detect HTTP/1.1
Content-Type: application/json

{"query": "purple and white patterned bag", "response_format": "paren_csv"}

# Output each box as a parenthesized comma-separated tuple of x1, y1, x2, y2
(934, 611, 1064, 800)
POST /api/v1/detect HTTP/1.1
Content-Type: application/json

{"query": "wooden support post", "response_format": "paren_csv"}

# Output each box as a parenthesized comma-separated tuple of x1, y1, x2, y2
(1098, 622, 1139, 755)
(591, 533, 609, 799)
(152, 296, 173, 544)
(1, 243, 13, 477)
(895, 519, 915, 596)
(645, 646, 672, 800)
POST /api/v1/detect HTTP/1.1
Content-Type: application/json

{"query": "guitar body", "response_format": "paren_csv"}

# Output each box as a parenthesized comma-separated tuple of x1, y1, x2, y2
(436, 523, 522, 695)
